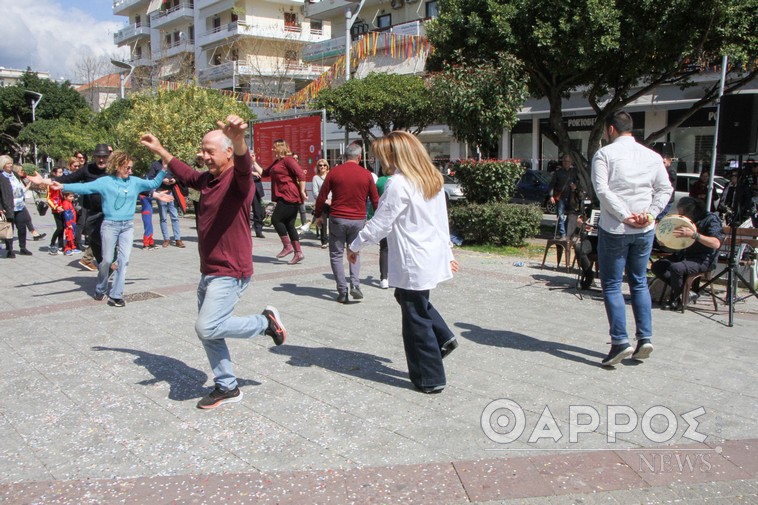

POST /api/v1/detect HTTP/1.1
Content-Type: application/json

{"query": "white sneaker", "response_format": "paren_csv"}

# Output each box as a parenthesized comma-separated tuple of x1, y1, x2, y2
(300, 223, 311, 232)
(380, 279, 389, 289)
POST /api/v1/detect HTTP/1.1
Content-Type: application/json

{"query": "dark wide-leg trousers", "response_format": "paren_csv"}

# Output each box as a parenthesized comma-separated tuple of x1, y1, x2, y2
(394, 288, 454, 390)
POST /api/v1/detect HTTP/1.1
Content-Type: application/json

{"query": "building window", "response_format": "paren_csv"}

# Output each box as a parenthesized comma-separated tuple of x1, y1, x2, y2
(426, 1, 439, 19)
(213, 15, 221, 30)
(165, 33, 172, 46)
(310, 19, 323, 34)
(231, 11, 238, 23)
(377, 13, 391, 30)
(285, 50, 298, 63)
(135, 14, 141, 27)
(284, 12, 299, 30)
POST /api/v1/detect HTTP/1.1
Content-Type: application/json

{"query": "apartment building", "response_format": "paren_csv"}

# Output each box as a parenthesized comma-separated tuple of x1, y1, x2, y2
(113, 0, 332, 97)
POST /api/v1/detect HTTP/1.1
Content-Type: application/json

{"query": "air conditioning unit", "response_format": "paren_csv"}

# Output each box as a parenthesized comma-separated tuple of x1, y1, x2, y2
(390, 0, 404, 9)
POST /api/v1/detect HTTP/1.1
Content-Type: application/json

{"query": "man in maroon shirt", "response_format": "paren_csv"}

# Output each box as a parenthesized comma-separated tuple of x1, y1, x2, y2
(314, 143, 379, 303)
(140, 115, 287, 410)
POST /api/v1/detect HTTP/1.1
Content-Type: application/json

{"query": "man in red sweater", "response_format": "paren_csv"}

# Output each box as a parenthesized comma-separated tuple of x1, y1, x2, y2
(314, 143, 379, 303)
(140, 115, 287, 410)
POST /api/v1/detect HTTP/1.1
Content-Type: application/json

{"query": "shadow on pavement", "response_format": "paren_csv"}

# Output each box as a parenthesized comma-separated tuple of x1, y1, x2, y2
(272, 283, 340, 302)
(455, 322, 605, 367)
(92, 346, 261, 401)
(270, 344, 412, 390)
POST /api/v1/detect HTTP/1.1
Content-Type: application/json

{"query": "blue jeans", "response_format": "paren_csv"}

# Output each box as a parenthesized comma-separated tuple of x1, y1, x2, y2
(158, 199, 181, 241)
(97, 219, 134, 300)
(556, 197, 570, 237)
(597, 228, 654, 345)
(195, 275, 269, 391)
(394, 288, 453, 390)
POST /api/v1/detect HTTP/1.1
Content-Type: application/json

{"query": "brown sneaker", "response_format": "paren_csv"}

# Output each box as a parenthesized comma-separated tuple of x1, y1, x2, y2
(174, 240, 185, 248)
(78, 259, 97, 271)
(162, 240, 170, 248)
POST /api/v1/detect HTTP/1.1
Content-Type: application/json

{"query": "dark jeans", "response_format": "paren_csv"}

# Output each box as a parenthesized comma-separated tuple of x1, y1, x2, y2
(379, 238, 388, 280)
(316, 205, 330, 245)
(251, 194, 264, 235)
(75, 207, 86, 248)
(393, 288, 454, 390)
(272, 201, 300, 242)
(50, 212, 65, 249)
(651, 258, 710, 302)
(85, 211, 105, 263)
(13, 208, 31, 250)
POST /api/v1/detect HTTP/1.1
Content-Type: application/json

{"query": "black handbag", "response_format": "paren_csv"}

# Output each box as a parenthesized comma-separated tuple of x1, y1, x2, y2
(36, 200, 48, 216)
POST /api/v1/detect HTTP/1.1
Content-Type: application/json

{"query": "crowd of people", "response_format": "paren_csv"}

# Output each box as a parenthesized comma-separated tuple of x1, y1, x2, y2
(4, 109, 753, 407)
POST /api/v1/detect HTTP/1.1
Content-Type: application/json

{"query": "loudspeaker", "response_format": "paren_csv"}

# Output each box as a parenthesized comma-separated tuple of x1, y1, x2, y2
(717, 94, 758, 155)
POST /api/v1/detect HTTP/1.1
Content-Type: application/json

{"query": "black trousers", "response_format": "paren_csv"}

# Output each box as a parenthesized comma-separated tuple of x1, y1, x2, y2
(651, 258, 710, 301)
(13, 208, 31, 250)
(251, 194, 264, 235)
(271, 201, 300, 242)
(393, 288, 454, 389)
(85, 211, 105, 263)
(50, 212, 65, 249)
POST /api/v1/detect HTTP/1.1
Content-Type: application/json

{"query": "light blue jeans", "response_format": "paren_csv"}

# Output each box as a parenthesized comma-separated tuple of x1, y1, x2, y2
(96, 219, 134, 300)
(195, 275, 269, 391)
(597, 228, 654, 345)
(158, 199, 181, 241)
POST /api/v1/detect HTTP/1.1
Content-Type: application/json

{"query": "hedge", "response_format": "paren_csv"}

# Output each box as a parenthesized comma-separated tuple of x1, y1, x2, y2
(450, 202, 542, 247)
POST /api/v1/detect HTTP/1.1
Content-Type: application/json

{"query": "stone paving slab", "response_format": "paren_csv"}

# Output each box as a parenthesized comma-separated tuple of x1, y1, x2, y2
(1, 204, 757, 503)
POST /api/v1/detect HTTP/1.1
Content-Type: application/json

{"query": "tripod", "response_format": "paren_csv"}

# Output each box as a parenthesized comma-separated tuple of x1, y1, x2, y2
(696, 155, 758, 326)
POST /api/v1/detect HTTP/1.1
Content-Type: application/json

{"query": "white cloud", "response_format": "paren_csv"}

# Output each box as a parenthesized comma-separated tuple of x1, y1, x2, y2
(0, 0, 127, 82)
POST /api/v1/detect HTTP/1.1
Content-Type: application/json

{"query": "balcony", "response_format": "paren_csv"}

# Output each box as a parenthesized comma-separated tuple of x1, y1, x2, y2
(114, 22, 151, 45)
(150, 2, 195, 29)
(113, 0, 150, 16)
(302, 19, 425, 62)
(198, 60, 329, 84)
(305, 0, 365, 21)
(128, 56, 153, 67)
(160, 39, 196, 59)
(194, 0, 226, 8)
(198, 21, 330, 48)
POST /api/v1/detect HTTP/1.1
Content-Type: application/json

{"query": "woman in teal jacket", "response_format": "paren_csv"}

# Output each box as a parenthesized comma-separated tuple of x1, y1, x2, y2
(50, 151, 166, 307)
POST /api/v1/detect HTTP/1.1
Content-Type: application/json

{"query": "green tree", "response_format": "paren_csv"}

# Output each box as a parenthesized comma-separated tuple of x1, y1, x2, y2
(311, 72, 437, 149)
(115, 85, 254, 173)
(429, 55, 528, 158)
(427, 0, 758, 191)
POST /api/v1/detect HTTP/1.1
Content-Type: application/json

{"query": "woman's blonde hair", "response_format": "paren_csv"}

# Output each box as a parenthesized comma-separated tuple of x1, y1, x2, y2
(68, 157, 80, 169)
(273, 139, 290, 159)
(106, 150, 132, 175)
(372, 131, 442, 199)
(0, 155, 12, 170)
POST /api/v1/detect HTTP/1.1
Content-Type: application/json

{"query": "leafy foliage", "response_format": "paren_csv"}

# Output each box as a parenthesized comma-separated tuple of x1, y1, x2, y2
(115, 85, 254, 173)
(427, 0, 758, 192)
(429, 55, 528, 157)
(450, 202, 542, 247)
(311, 72, 437, 144)
(452, 159, 524, 204)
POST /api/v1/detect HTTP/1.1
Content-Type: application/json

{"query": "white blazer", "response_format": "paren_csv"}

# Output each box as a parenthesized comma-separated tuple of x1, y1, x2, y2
(350, 173, 453, 291)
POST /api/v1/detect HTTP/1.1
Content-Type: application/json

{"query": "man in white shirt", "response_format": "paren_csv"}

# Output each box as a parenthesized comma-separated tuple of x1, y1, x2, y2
(591, 111, 673, 366)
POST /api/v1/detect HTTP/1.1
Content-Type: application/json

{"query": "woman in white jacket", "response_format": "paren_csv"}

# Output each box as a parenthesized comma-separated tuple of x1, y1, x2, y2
(348, 131, 458, 394)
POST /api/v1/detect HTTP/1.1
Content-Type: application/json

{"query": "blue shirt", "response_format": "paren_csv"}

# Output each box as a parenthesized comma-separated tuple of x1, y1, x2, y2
(63, 171, 165, 221)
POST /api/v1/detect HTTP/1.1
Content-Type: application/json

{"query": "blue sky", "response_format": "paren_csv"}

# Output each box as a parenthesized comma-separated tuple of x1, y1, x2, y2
(1, 0, 127, 81)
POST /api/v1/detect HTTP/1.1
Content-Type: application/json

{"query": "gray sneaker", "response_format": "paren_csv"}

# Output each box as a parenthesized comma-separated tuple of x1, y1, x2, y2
(632, 339, 654, 360)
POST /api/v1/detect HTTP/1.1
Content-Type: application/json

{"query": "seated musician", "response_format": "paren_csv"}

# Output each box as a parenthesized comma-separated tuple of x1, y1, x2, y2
(651, 197, 724, 311)
(574, 207, 599, 290)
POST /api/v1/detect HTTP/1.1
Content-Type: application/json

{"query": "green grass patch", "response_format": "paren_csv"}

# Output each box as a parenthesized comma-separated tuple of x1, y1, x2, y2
(459, 243, 545, 258)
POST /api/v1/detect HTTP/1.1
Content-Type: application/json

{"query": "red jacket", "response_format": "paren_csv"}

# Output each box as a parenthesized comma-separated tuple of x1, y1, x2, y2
(263, 156, 305, 204)
(169, 153, 254, 278)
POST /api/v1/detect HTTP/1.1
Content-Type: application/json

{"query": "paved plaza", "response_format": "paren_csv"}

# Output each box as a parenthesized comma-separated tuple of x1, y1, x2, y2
(0, 205, 756, 504)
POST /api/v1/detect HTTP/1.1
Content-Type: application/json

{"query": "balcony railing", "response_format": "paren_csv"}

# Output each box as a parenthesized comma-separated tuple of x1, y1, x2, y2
(114, 22, 151, 45)
(150, 2, 195, 28)
(198, 61, 329, 83)
(198, 21, 330, 48)
(113, 0, 150, 15)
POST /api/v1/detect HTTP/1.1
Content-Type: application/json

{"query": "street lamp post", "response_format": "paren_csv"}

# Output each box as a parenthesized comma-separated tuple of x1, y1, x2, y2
(344, 0, 365, 150)
(24, 90, 43, 166)
(111, 59, 136, 99)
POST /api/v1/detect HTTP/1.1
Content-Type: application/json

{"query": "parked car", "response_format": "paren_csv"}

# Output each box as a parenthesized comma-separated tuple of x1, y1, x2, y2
(674, 173, 728, 210)
(513, 169, 555, 213)
(443, 174, 465, 203)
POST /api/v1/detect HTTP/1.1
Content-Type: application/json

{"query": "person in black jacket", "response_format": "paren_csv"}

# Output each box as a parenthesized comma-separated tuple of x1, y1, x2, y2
(52, 144, 110, 270)
(0, 156, 15, 258)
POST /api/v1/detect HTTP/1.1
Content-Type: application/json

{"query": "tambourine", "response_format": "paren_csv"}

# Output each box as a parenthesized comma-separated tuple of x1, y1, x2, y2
(655, 214, 696, 250)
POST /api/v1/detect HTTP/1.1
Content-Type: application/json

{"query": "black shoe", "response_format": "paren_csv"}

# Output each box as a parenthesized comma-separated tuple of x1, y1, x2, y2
(262, 305, 286, 345)
(660, 299, 682, 311)
(580, 269, 594, 290)
(336, 292, 348, 303)
(601, 344, 633, 366)
(255, 232, 265, 238)
(196, 386, 242, 409)
(350, 285, 363, 300)
(441, 338, 459, 359)
(107, 297, 126, 307)
(6, 250, 15, 258)
(687, 291, 700, 305)
(632, 339, 654, 360)
(94, 293, 106, 301)
(19, 248, 33, 256)
(32, 233, 46, 241)
(416, 384, 445, 394)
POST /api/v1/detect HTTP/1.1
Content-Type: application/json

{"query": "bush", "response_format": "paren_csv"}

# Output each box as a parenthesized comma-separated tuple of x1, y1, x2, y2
(452, 159, 524, 204)
(450, 202, 542, 247)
